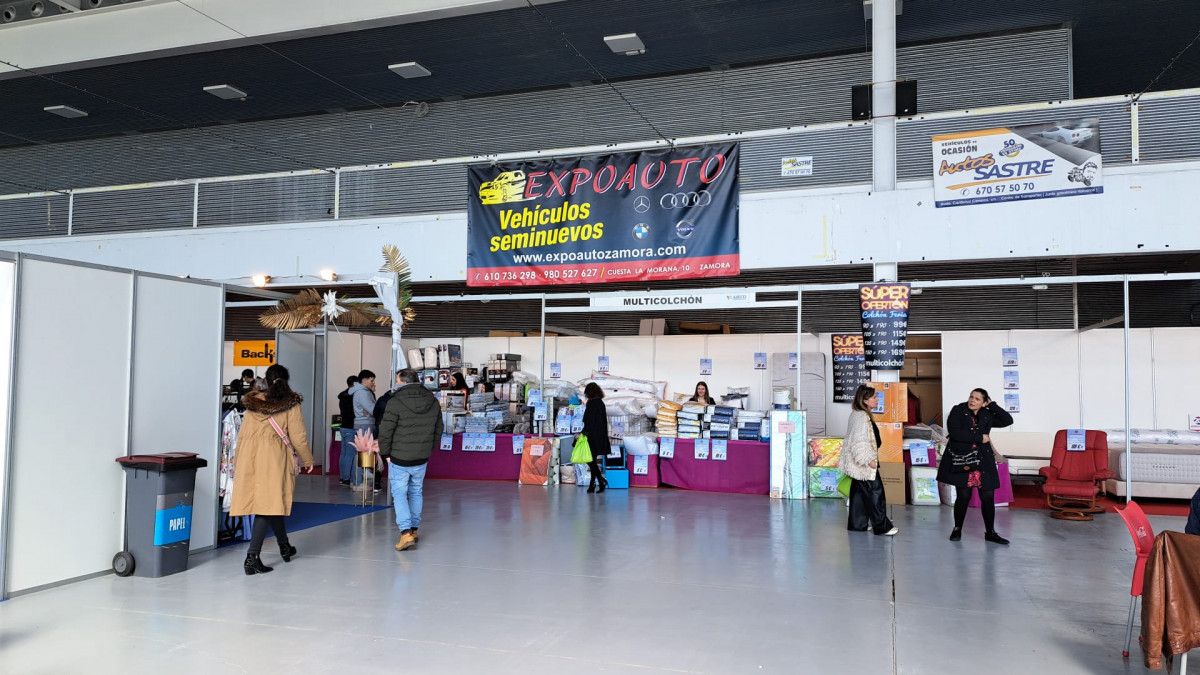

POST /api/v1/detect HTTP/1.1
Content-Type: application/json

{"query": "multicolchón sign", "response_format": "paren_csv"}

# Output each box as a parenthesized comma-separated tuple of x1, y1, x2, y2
(932, 118, 1102, 208)
(466, 144, 739, 287)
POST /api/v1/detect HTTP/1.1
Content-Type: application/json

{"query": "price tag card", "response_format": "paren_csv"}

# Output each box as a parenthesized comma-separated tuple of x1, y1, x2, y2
(872, 391, 886, 414)
(1003, 370, 1020, 390)
(483, 434, 497, 453)
(550, 362, 562, 379)
(527, 389, 542, 405)
(531, 440, 544, 457)
(712, 440, 727, 461)
(1191, 414, 1200, 432)
(1002, 347, 1019, 367)
(754, 352, 767, 370)
(909, 441, 930, 465)
(439, 434, 454, 451)
(1004, 394, 1021, 413)
(632, 455, 649, 475)
(660, 437, 675, 459)
(778, 421, 795, 434)
(695, 439, 710, 460)
(534, 403, 549, 421)
(612, 420, 626, 438)
(788, 353, 798, 370)
(512, 435, 526, 454)
(700, 358, 713, 376)
(820, 473, 838, 493)
(1066, 429, 1087, 452)
(598, 356, 610, 373)
(462, 433, 476, 452)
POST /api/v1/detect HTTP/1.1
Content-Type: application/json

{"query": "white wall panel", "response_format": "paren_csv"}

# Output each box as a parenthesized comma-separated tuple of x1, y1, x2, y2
(0, 262, 15, 595)
(325, 332, 363, 436)
(131, 276, 223, 551)
(361, 335, 393, 388)
(652, 336, 709, 401)
(7, 260, 131, 594)
(555, 337, 603, 384)
(1079, 329, 1155, 430)
(1151, 328, 1200, 431)
(942, 331, 1010, 430)
(1009, 330, 1082, 432)
(603, 337, 656, 385)
(509, 337, 551, 379)
(703, 335, 767, 410)
(461, 338, 510, 374)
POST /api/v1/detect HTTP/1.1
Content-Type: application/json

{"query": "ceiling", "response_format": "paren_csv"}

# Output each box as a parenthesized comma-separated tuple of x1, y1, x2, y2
(1, 0, 1198, 150)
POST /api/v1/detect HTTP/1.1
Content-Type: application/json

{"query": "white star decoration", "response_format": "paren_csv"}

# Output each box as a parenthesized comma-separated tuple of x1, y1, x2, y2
(321, 290, 347, 321)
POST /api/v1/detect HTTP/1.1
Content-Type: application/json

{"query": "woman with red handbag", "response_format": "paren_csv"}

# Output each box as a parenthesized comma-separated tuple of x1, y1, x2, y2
(230, 364, 314, 574)
(938, 388, 1014, 544)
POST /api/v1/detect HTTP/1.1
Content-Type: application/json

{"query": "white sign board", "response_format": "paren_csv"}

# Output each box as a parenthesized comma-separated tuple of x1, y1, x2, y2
(590, 291, 754, 310)
(780, 156, 813, 176)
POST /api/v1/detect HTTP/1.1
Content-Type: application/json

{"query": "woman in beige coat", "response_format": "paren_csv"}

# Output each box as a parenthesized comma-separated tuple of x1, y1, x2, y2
(838, 385, 897, 536)
(231, 364, 314, 575)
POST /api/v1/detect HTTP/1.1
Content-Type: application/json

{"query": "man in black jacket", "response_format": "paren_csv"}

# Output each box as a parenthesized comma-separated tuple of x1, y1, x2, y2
(378, 369, 443, 551)
(336, 375, 358, 486)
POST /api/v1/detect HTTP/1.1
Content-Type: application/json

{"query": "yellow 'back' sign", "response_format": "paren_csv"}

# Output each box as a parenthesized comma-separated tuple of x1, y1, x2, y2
(233, 341, 275, 366)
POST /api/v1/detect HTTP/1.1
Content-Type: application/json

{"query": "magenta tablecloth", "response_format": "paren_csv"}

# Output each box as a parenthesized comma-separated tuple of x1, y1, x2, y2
(630, 454, 660, 488)
(425, 433, 526, 481)
(658, 439, 770, 495)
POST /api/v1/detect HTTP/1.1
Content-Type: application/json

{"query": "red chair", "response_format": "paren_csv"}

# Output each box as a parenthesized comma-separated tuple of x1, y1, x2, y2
(1039, 429, 1117, 520)
(1116, 501, 1155, 659)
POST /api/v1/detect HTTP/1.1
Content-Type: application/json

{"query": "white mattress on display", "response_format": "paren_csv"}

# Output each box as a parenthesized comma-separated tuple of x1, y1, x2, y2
(1116, 450, 1200, 484)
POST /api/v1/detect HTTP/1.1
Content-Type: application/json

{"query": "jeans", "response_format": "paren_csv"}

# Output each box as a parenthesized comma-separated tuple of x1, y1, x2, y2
(339, 428, 359, 482)
(388, 461, 427, 532)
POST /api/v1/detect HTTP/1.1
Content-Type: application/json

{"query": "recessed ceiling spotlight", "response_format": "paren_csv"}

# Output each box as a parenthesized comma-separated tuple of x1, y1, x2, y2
(318, 269, 337, 282)
(604, 33, 646, 56)
(1032, 284, 1049, 291)
(251, 274, 270, 287)
(203, 84, 248, 100)
(44, 105, 88, 118)
(388, 62, 432, 79)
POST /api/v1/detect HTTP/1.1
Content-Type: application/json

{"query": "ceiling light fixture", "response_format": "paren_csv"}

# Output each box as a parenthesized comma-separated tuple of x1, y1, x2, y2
(1032, 284, 1049, 291)
(318, 269, 337, 282)
(388, 62, 432, 78)
(203, 84, 248, 100)
(251, 274, 270, 288)
(604, 33, 646, 56)
(44, 105, 88, 118)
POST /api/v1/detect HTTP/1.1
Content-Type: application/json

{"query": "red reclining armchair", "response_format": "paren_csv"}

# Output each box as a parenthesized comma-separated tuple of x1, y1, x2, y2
(1039, 429, 1116, 520)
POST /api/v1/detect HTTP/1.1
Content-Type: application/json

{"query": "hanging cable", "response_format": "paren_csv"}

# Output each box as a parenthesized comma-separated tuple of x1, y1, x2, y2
(1133, 24, 1200, 103)
(522, 0, 674, 147)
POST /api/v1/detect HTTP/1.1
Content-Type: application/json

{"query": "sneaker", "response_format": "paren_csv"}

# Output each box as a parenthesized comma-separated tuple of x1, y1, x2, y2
(373, 486, 384, 494)
(395, 532, 417, 551)
(949, 528, 962, 542)
(985, 531, 1010, 546)
(877, 527, 899, 536)
(339, 479, 351, 487)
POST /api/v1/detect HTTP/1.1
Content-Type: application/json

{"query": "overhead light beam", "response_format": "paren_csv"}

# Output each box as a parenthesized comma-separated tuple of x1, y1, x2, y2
(44, 105, 88, 118)
(203, 84, 248, 100)
(388, 62, 432, 78)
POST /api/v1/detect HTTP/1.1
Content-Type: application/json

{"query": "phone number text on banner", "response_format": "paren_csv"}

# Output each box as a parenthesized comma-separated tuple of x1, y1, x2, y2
(932, 118, 1102, 208)
(466, 144, 740, 287)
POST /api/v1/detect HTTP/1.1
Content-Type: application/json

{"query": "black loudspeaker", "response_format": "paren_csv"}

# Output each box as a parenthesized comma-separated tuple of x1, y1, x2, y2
(852, 84, 872, 120)
(851, 80, 918, 119)
(897, 79, 917, 116)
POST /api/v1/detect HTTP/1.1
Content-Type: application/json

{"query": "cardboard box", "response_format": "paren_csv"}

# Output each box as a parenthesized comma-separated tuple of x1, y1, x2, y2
(868, 382, 908, 423)
(878, 461, 907, 505)
(638, 318, 667, 336)
(878, 444, 904, 463)
(879, 422, 903, 448)
(488, 330, 524, 337)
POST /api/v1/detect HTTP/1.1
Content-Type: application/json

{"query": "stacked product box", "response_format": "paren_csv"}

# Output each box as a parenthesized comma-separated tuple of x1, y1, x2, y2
(869, 381, 908, 505)
(656, 400, 681, 437)
(437, 344, 463, 369)
(734, 410, 765, 441)
(807, 437, 846, 499)
(486, 353, 521, 383)
(677, 403, 704, 439)
(705, 405, 736, 440)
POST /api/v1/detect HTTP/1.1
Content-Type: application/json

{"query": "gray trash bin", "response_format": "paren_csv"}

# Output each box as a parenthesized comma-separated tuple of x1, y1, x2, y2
(114, 453, 209, 578)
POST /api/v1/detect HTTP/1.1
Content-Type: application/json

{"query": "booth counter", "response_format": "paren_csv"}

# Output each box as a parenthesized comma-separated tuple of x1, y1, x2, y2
(427, 433, 531, 481)
(658, 439, 770, 495)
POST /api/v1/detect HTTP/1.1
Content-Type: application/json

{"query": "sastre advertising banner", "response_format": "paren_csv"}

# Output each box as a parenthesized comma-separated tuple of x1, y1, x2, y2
(467, 144, 739, 287)
(932, 118, 1102, 208)
(859, 283, 910, 370)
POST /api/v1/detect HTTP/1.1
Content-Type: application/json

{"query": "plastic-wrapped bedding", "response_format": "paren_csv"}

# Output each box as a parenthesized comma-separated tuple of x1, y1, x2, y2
(580, 372, 667, 400)
(1105, 429, 1200, 446)
(542, 381, 576, 400)
(623, 434, 659, 456)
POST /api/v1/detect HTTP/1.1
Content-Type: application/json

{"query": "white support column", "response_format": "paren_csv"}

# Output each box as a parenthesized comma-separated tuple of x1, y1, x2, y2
(869, 0, 898, 193)
(872, 261, 900, 383)
(333, 169, 342, 220)
(1123, 276, 1132, 502)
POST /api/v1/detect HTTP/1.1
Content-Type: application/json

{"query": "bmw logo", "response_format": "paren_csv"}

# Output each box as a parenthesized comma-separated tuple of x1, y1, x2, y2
(675, 219, 696, 239)
(632, 223, 650, 240)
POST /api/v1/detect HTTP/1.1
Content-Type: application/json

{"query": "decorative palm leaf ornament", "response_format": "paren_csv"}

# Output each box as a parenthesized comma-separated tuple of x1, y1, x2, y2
(259, 246, 415, 368)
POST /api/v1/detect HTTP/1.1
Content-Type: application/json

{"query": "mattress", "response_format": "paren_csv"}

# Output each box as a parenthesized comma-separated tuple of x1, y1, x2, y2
(1116, 450, 1200, 484)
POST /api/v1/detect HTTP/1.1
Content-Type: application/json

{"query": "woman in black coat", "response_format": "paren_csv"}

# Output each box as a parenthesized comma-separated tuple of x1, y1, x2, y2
(937, 388, 1014, 544)
(581, 382, 611, 493)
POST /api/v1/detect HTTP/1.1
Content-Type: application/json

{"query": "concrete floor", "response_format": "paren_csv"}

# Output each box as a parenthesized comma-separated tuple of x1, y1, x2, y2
(0, 476, 1185, 674)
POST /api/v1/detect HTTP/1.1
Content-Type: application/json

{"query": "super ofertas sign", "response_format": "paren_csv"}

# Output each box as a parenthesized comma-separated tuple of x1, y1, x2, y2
(466, 144, 739, 287)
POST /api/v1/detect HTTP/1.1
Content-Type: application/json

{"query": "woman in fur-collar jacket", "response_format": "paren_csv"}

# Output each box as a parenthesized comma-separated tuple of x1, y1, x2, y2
(231, 364, 313, 575)
(839, 385, 897, 536)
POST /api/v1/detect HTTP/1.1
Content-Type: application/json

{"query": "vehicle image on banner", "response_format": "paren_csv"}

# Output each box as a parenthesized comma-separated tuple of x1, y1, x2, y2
(1037, 125, 1095, 146)
(478, 171, 527, 204)
(1068, 162, 1099, 187)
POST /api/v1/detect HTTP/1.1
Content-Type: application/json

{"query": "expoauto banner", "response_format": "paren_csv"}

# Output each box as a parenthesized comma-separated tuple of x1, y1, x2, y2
(932, 117, 1102, 208)
(466, 144, 739, 287)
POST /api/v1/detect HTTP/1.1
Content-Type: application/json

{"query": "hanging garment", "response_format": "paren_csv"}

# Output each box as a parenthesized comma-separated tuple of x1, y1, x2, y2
(220, 409, 242, 512)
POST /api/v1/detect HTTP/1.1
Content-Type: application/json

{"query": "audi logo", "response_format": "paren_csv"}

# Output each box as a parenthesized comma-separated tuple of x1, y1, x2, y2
(660, 190, 712, 209)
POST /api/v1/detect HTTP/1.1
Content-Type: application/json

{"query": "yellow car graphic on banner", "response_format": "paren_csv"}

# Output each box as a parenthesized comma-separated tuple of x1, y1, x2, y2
(479, 170, 527, 204)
